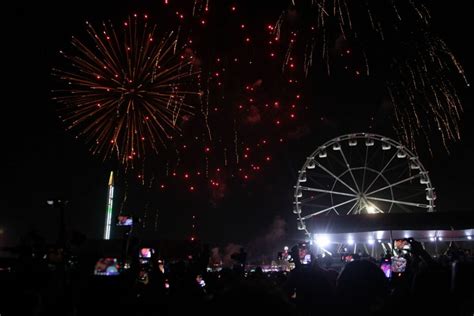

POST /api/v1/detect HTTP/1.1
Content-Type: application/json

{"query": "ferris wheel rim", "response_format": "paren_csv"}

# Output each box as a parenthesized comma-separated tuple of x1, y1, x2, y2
(293, 133, 436, 237)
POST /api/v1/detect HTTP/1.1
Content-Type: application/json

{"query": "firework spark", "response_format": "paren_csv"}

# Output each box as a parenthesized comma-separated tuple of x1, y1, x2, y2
(52, 14, 199, 168)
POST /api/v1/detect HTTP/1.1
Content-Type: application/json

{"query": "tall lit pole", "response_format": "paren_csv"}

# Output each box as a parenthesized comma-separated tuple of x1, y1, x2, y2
(104, 171, 114, 240)
(46, 199, 68, 246)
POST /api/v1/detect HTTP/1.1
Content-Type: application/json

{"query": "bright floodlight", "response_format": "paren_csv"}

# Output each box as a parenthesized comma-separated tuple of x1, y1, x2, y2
(429, 237, 436, 241)
(368, 239, 375, 245)
(47, 200, 54, 206)
(467, 236, 472, 240)
(284, 246, 289, 251)
(347, 238, 355, 245)
(366, 205, 376, 214)
(314, 234, 331, 247)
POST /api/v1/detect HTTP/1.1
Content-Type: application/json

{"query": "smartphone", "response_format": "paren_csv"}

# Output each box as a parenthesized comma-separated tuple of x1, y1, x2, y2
(394, 238, 412, 251)
(301, 254, 312, 265)
(94, 258, 120, 276)
(116, 215, 133, 226)
(380, 258, 392, 278)
(139, 247, 154, 258)
(342, 254, 354, 263)
(391, 256, 407, 273)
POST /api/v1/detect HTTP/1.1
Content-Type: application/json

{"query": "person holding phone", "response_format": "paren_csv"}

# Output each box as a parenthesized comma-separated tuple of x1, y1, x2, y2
(390, 238, 413, 277)
(298, 243, 312, 265)
(380, 258, 392, 278)
(285, 244, 335, 315)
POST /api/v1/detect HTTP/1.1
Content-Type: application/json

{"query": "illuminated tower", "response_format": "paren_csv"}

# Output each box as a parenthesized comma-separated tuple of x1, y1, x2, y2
(104, 171, 114, 240)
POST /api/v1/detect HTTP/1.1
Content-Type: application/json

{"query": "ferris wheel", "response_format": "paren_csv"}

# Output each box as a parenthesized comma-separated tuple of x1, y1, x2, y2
(293, 133, 436, 238)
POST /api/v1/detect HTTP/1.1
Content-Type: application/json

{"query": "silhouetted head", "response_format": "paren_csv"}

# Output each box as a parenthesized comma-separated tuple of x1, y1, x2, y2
(336, 260, 389, 315)
(211, 279, 293, 316)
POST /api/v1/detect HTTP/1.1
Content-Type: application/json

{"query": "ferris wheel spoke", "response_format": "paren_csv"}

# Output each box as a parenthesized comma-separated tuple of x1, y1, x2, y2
(366, 174, 420, 196)
(306, 175, 332, 190)
(384, 161, 410, 175)
(369, 202, 385, 213)
(395, 202, 413, 213)
(301, 202, 331, 208)
(314, 161, 358, 194)
(338, 145, 361, 192)
(395, 190, 426, 201)
(365, 196, 431, 208)
(301, 198, 358, 220)
(364, 150, 398, 194)
(299, 186, 358, 198)
(346, 200, 359, 215)
(394, 161, 410, 182)
(300, 196, 327, 204)
(361, 146, 369, 192)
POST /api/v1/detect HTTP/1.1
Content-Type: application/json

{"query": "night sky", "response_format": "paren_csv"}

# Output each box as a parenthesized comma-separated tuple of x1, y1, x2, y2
(2, 0, 472, 248)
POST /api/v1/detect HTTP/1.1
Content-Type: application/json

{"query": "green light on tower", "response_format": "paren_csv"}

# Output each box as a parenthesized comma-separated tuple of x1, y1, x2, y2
(104, 171, 114, 240)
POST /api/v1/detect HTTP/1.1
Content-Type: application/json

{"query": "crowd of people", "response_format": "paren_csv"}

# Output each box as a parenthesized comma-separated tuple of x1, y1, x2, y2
(0, 233, 472, 316)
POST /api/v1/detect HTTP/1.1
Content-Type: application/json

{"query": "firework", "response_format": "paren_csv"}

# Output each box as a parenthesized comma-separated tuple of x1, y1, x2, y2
(388, 33, 469, 153)
(275, 0, 430, 75)
(275, 1, 469, 152)
(52, 14, 198, 168)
